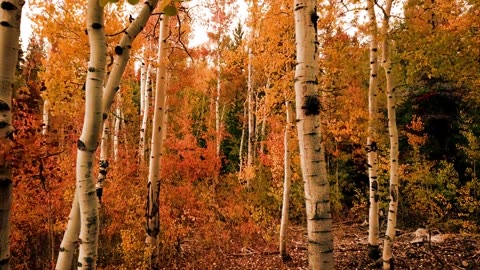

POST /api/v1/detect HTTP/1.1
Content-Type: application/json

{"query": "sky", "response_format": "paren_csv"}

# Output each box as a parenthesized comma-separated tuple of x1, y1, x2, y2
(186, 0, 248, 47)
(20, 2, 33, 50)
(19, 0, 248, 50)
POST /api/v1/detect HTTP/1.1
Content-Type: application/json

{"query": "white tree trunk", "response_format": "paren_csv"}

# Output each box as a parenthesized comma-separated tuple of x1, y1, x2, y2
(215, 50, 221, 157)
(367, 0, 381, 260)
(55, 192, 80, 270)
(247, 49, 254, 168)
(96, 116, 109, 206)
(140, 58, 146, 114)
(238, 101, 247, 173)
(146, 14, 169, 269)
(294, 0, 334, 269)
(139, 64, 151, 163)
(94, 0, 159, 164)
(279, 101, 293, 260)
(42, 99, 49, 135)
(381, 1, 399, 269)
(0, 1, 23, 269)
(113, 97, 121, 162)
(74, 1, 106, 268)
(101, 0, 159, 116)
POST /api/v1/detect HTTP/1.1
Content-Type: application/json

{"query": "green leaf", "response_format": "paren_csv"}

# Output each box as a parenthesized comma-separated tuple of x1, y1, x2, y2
(164, 5, 177, 16)
(127, 0, 140, 5)
(109, 0, 119, 2)
(99, 0, 109, 7)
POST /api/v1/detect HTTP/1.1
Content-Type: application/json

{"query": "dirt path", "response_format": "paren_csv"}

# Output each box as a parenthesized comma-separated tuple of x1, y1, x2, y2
(222, 223, 480, 270)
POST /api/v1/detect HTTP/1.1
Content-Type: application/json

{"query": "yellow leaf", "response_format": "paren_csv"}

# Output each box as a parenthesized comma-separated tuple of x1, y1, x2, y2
(164, 5, 177, 16)
(99, 0, 109, 7)
(158, 0, 171, 12)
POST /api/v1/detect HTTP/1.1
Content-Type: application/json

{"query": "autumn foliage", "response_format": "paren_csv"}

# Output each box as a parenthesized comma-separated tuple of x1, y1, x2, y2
(5, 0, 480, 269)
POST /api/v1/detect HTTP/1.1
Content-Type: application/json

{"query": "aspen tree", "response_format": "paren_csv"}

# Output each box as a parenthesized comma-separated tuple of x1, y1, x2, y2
(113, 97, 121, 161)
(246, 49, 254, 168)
(0, 1, 23, 269)
(42, 99, 49, 135)
(381, 0, 399, 269)
(60, 1, 163, 267)
(366, 0, 381, 260)
(139, 63, 151, 163)
(238, 101, 247, 173)
(140, 56, 147, 114)
(145, 13, 169, 269)
(96, 117, 109, 205)
(55, 193, 80, 270)
(215, 50, 221, 157)
(75, 0, 107, 267)
(294, 0, 334, 268)
(96, 0, 160, 202)
(279, 101, 293, 261)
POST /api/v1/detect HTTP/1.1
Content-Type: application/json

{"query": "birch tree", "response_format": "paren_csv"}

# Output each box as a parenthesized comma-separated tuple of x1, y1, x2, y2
(96, 0, 160, 203)
(366, 0, 381, 260)
(294, 0, 334, 268)
(145, 13, 169, 269)
(139, 62, 151, 163)
(279, 101, 293, 261)
(381, 0, 399, 269)
(55, 193, 80, 270)
(74, 0, 107, 267)
(0, 1, 23, 269)
(246, 49, 254, 169)
(113, 97, 121, 161)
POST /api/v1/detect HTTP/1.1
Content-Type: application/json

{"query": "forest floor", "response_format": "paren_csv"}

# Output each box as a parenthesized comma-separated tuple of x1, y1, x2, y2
(175, 222, 480, 270)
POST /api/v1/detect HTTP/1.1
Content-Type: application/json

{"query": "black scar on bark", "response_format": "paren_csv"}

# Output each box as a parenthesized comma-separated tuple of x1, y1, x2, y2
(0, 21, 12, 27)
(0, 177, 12, 188)
(372, 181, 378, 191)
(77, 140, 87, 151)
(366, 141, 378, 152)
(310, 9, 319, 32)
(114, 46, 123, 55)
(368, 244, 381, 260)
(92, 23, 102, 29)
(390, 186, 398, 202)
(103, 113, 108, 120)
(0, 100, 10, 111)
(302, 95, 320, 116)
(1, 2, 17, 10)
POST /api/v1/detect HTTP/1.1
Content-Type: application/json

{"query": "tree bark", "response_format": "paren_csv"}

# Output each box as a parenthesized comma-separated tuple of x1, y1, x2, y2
(55, 192, 80, 270)
(366, 0, 381, 260)
(238, 101, 247, 173)
(96, 116, 109, 206)
(113, 96, 121, 162)
(294, 0, 334, 269)
(215, 50, 221, 157)
(139, 63, 151, 164)
(0, 1, 23, 269)
(247, 48, 254, 169)
(42, 99, 49, 135)
(74, 1, 107, 268)
(101, 0, 159, 117)
(279, 101, 293, 260)
(145, 14, 169, 270)
(381, 1, 399, 269)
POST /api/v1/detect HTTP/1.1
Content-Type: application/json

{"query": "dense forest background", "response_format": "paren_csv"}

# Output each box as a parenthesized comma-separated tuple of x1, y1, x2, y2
(6, 0, 480, 268)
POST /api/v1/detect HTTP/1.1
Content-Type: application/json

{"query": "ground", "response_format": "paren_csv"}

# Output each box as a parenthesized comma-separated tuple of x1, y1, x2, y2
(176, 222, 480, 269)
